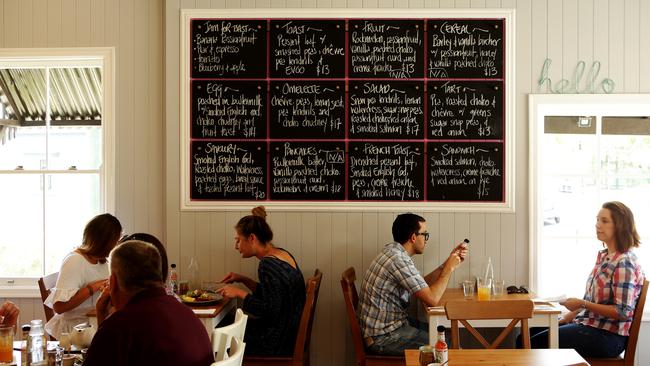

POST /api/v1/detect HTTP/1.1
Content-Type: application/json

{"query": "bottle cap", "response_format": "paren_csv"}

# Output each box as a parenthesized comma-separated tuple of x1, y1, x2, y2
(21, 324, 30, 332)
(437, 325, 446, 332)
(171, 263, 176, 268)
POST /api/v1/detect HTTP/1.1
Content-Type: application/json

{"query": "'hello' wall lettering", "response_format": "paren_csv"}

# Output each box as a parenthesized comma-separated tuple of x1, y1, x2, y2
(538, 58, 615, 94)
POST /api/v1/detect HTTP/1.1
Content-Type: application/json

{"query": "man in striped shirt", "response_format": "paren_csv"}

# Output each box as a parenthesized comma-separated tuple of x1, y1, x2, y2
(357, 213, 468, 355)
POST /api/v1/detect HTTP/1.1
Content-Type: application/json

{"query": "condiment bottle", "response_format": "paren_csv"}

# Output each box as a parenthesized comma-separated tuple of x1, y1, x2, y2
(168, 263, 179, 294)
(434, 325, 448, 363)
(21, 324, 30, 366)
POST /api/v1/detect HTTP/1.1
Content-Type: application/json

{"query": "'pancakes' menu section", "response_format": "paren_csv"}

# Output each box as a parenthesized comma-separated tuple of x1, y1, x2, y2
(188, 17, 506, 202)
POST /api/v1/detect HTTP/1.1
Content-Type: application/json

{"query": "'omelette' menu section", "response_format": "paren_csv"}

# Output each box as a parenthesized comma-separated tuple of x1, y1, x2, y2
(189, 18, 505, 202)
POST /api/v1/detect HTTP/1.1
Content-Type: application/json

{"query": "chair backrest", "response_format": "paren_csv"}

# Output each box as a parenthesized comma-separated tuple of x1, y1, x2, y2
(340, 267, 368, 362)
(291, 269, 322, 364)
(444, 299, 534, 349)
(213, 308, 249, 361)
(37, 272, 59, 323)
(621, 279, 648, 366)
(211, 336, 246, 366)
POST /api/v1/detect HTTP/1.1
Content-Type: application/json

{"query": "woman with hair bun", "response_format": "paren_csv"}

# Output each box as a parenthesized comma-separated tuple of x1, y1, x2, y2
(217, 206, 306, 356)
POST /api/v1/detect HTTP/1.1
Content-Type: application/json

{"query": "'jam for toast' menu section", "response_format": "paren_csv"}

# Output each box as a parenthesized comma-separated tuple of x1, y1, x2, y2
(188, 18, 505, 202)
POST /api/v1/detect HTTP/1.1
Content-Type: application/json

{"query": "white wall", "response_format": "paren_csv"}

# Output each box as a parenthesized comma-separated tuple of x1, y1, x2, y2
(0, 0, 164, 329)
(164, 1, 649, 365)
(0, 0, 647, 365)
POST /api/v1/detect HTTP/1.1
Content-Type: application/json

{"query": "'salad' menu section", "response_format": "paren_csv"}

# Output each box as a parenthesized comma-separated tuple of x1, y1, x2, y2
(188, 17, 506, 202)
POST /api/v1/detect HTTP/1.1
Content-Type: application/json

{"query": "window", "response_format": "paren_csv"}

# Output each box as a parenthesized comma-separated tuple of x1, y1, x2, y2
(0, 50, 114, 286)
(530, 95, 649, 306)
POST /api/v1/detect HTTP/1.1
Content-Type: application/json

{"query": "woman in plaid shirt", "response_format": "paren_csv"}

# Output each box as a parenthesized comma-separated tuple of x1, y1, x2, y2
(529, 201, 645, 358)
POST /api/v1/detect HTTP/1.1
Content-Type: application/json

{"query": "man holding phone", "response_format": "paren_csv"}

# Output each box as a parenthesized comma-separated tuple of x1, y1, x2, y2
(358, 213, 468, 355)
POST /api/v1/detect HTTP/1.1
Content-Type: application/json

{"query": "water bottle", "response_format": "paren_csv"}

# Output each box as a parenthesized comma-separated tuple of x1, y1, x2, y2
(187, 257, 199, 291)
(168, 263, 179, 294)
(485, 257, 495, 294)
(28, 319, 47, 365)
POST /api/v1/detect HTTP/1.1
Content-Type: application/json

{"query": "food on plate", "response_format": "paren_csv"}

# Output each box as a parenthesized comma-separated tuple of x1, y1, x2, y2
(182, 289, 214, 302)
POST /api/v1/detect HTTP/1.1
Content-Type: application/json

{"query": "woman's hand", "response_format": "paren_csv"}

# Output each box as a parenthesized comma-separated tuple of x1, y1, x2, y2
(87, 279, 109, 294)
(220, 272, 242, 284)
(560, 297, 586, 312)
(558, 309, 578, 325)
(217, 285, 248, 300)
(0, 301, 19, 328)
(95, 288, 112, 325)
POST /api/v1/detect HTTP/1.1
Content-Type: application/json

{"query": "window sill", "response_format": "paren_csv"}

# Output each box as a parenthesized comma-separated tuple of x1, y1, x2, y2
(0, 285, 40, 298)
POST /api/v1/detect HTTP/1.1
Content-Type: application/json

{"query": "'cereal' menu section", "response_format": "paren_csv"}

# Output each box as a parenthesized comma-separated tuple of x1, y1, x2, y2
(188, 17, 506, 202)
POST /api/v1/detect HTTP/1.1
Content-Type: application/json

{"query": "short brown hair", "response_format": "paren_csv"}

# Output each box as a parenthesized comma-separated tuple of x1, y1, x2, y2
(78, 213, 122, 261)
(602, 201, 640, 253)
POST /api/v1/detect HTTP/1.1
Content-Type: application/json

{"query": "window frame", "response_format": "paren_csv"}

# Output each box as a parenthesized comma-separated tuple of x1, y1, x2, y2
(529, 93, 650, 319)
(0, 48, 115, 294)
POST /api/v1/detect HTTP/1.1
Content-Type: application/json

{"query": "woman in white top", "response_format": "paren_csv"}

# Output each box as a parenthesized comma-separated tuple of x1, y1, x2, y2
(44, 213, 122, 339)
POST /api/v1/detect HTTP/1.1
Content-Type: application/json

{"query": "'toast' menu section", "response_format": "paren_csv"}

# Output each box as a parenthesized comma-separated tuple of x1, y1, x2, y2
(189, 18, 505, 202)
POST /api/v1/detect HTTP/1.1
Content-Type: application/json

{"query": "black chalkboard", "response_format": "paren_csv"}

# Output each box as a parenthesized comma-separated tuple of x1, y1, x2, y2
(269, 81, 345, 139)
(348, 19, 425, 79)
(191, 19, 267, 78)
(270, 142, 346, 200)
(349, 81, 425, 139)
(427, 80, 503, 139)
(349, 142, 424, 200)
(427, 19, 503, 79)
(191, 141, 267, 200)
(191, 80, 267, 139)
(427, 142, 503, 201)
(186, 15, 509, 205)
(270, 20, 346, 78)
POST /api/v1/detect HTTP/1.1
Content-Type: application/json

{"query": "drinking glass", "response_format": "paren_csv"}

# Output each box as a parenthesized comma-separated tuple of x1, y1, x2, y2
(0, 325, 13, 363)
(462, 280, 474, 297)
(493, 280, 505, 296)
(477, 278, 492, 301)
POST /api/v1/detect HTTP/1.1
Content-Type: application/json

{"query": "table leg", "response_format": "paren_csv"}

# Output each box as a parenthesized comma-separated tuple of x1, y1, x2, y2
(200, 299, 236, 337)
(548, 314, 559, 348)
(428, 315, 439, 345)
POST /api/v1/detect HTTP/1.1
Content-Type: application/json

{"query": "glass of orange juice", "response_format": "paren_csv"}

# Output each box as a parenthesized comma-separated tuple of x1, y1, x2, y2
(477, 278, 492, 301)
(0, 325, 13, 363)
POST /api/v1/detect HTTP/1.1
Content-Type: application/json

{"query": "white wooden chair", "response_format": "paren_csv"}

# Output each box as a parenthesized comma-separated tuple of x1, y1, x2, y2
(211, 336, 246, 366)
(212, 308, 248, 361)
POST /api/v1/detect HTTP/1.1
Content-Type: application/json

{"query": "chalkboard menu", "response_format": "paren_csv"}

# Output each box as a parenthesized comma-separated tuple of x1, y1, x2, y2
(427, 142, 502, 201)
(427, 80, 503, 139)
(184, 13, 511, 206)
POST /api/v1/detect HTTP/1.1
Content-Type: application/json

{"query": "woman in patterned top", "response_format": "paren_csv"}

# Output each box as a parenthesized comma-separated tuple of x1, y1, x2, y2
(217, 206, 306, 356)
(530, 201, 645, 357)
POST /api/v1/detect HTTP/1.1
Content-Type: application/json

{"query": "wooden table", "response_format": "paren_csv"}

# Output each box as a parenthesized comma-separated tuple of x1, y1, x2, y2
(405, 348, 589, 366)
(427, 288, 562, 348)
(87, 296, 235, 337)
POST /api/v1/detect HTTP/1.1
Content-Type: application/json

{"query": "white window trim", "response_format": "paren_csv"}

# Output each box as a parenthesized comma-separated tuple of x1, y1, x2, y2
(528, 93, 650, 321)
(0, 48, 116, 295)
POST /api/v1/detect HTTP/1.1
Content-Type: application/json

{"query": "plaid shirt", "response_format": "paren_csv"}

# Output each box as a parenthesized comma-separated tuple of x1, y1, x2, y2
(575, 248, 645, 336)
(358, 242, 428, 338)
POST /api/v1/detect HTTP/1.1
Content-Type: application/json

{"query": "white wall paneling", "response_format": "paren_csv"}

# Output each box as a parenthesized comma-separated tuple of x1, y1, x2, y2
(0, 1, 647, 365)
